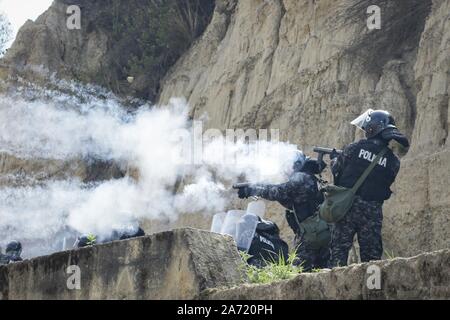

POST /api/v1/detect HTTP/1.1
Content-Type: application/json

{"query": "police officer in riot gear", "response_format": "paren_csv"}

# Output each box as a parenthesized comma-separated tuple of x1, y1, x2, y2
(74, 224, 145, 248)
(0, 241, 23, 265)
(245, 216, 289, 268)
(237, 151, 330, 271)
(329, 109, 409, 266)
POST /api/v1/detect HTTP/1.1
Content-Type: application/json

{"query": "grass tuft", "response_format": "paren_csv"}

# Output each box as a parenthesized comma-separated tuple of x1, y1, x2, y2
(239, 251, 304, 284)
(384, 249, 397, 260)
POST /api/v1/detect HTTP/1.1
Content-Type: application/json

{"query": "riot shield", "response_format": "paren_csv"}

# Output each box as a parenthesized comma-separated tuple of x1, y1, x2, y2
(235, 213, 259, 252)
(210, 212, 226, 233)
(221, 210, 245, 239)
(246, 200, 266, 218)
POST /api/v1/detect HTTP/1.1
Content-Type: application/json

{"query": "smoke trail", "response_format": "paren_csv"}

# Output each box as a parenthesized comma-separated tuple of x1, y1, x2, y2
(0, 83, 298, 257)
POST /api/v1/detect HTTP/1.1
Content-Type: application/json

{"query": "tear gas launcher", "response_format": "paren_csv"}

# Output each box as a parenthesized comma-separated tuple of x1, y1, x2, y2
(232, 183, 251, 189)
(313, 147, 342, 163)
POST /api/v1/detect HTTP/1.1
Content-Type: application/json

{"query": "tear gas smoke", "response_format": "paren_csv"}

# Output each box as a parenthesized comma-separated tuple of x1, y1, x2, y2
(0, 81, 298, 258)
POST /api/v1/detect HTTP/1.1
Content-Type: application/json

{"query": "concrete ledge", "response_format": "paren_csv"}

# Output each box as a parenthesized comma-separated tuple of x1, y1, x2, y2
(201, 249, 450, 300)
(0, 228, 243, 300)
(1, 229, 448, 300)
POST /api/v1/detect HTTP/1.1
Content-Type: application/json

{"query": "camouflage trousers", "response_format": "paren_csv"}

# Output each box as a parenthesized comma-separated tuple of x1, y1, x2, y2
(293, 233, 330, 271)
(329, 196, 383, 267)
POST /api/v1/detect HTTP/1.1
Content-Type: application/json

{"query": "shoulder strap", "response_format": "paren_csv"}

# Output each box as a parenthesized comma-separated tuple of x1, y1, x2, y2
(351, 147, 389, 194)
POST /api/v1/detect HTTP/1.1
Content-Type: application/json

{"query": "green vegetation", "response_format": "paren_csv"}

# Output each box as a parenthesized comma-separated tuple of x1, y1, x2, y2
(239, 251, 304, 285)
(95, 0, 215, 100)
(384, 249, 397, 260)
(86, 234, 97, 246)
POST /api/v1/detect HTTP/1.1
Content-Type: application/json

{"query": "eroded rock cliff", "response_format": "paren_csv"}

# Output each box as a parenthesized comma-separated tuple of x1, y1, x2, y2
(2, 0, 215, 101)
(158, 0, 450, 257)
(0, 0, 214, 185)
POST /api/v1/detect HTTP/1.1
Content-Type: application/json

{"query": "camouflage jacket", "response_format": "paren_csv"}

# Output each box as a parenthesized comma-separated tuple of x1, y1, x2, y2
(252, 171, 323, 222)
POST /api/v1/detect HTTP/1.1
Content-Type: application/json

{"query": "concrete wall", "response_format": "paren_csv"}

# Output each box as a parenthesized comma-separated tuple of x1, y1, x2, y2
(203, 249, 450, 300)
(0, 229, 243, 300)
(1, 229, 449, 300)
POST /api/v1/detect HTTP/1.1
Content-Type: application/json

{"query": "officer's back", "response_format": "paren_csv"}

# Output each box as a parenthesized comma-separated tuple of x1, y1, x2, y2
(334, 138, 400, 201)
(329, 109, 410, 267)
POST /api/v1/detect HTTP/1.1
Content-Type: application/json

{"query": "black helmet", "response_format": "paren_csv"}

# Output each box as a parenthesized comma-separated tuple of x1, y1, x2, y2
(351, 109, 397, 138)
(301, 158, 327, 174)
(292, 150, 307, 172)
(119, 227, 145, 240)
(6, 241, 22, 256)
(74, 234, 96, 248)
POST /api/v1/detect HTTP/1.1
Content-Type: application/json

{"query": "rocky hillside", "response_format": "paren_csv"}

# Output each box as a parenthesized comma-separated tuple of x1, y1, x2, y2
(0, 0, 448, 259)
(158, 0, 450, 257)
(2, 0, 215, 102)
(0, 0, 215, 185)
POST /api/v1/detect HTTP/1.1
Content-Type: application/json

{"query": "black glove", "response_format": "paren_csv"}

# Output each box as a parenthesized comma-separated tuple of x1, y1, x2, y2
(237, 185, 257, 199)
(317, 159, 327, 173)
(301, 159, 327, 175)
(381, 128, 410, 148)
(330, 149, 340, 160)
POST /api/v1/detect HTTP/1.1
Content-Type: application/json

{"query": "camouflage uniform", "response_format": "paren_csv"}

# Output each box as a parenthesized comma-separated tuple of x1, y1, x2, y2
(330, 138, 400, 267)
(251, 168, 330, 270)
(329, 196, 383, 266)
(294, 232, 330, 270)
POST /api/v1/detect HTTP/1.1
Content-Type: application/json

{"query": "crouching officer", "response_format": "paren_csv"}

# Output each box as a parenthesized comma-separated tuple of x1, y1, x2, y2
(329, 109, 409, 266)
(73, 234, 95, 248)
(0, 241, 23, 265)
(237, 151, 330, 271)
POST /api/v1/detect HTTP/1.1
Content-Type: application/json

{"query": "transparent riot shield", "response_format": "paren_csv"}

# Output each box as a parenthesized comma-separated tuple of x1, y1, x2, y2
(246, 200, 266, 218)
(210, 212, 226, 233)
(221, 210, 245, 239)
(235, 213, 259, 252)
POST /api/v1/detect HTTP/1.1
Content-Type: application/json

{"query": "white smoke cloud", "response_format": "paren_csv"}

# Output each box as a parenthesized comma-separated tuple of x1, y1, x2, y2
(0, 83, 299, 257)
